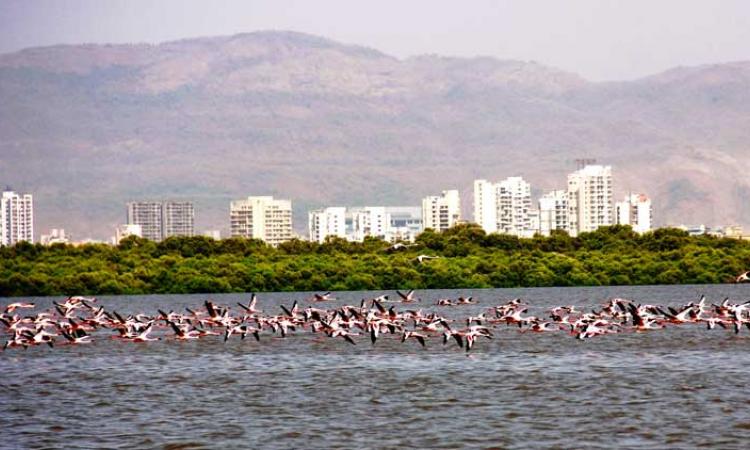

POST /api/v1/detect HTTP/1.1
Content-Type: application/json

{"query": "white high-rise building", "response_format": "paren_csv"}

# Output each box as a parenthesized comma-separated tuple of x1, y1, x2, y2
(567, 165, 613, 236)
(497, 177, 533, 237)
(538, 190, 569, 236)
(126, 202, 163, 241)
(164, 202, 195, 238)
(473, 179, 498, 233)
(349, 207, 390, 242)
(309, 207, 347, 243)
(616, 193, 652, 233)
(1, 189, 34, 246)
(126, 201, 194, 241)
(230, 196, 293, 246)
(422, 190, 460, 232)
(473, 177, 534, 237)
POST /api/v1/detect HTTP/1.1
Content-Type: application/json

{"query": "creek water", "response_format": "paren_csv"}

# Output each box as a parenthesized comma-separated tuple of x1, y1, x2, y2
(2, 284, 750, 449)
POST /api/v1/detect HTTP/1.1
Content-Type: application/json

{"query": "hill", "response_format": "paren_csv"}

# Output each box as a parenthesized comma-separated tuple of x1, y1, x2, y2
(1, 31, 749, 238)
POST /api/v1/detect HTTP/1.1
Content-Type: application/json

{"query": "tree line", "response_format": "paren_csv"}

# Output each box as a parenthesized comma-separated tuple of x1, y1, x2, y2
(1, 224, 748, 297)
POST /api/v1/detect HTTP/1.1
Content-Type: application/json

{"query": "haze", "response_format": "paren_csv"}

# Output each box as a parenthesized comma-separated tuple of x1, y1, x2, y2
(1, 0, 749, 81)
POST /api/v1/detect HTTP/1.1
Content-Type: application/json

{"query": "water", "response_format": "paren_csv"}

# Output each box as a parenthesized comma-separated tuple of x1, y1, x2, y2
(3, 285, 750, 449)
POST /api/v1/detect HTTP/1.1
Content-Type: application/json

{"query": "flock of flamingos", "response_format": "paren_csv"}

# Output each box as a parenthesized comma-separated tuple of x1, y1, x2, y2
(2, 289, 750, 352)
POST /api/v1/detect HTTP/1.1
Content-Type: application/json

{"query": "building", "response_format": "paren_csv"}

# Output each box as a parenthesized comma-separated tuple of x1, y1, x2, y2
(163, 202, 195, 238)
(126, 201, 163, 241)
(126, 201, 194, 241)
(528, 209, 540, 237)
(72, 238, 108, 246)
(1, 189, 34, 246)
(497, 177, 534, 237)
(473, 179, 498, 233)
(230, 196, 293, 245)
(309, 206, 422, 243)
(615, 193, 652, 233)
(40, 228, 69, 245)
(385, 206, 423, 242)
(349, 207, 390, 242)
(678, 224, 707, 236)
(309, 207, 347, 243)
(422, 190, 461, 232)
(567, 165, 613, 236)
(202, 230, 221, 240)
(114, 224, 143, 244)
(473, 177, 534, 237)
(538, 190, 569, 236)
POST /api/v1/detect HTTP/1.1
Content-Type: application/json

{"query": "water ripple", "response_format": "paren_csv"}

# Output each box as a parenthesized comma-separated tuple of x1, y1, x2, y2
(4, 285, 750, 448)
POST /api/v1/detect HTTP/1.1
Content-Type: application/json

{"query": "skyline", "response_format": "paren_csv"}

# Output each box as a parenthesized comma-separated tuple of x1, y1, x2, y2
(0, 164, 704, 244)
(1, 0, 749, 81)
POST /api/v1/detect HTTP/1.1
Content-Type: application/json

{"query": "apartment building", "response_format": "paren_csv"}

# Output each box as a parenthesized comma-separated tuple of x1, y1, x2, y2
(309, 207, 347, 243)
(1, 189, 34, 246)
(422, 190, 460, 232)
(567, 165, 613, 236)
(126, 201, 194, 241)
(230, 196, 293, 245)
(616, 193, 652, 233)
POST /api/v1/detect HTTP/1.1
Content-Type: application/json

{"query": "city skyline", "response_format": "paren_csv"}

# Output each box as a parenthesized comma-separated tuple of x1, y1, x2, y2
(0, 164, 679, 246)
(9, 158, 750, 244)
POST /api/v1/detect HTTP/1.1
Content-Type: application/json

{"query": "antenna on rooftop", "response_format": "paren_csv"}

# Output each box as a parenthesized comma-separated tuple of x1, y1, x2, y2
(575, 158, 597, 170)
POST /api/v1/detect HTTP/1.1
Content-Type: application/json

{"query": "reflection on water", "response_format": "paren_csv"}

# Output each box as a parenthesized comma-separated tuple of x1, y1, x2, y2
(3, 284, 750, 449)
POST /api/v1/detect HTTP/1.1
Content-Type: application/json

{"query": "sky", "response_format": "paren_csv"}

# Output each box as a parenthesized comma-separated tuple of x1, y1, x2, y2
(1, 0, 749, 80)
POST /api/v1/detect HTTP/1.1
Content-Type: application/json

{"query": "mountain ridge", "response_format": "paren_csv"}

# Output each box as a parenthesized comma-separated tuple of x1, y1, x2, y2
(1, 31, 749, 239)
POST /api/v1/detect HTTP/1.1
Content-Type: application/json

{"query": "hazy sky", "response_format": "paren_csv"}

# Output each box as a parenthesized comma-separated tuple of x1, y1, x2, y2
(1, 0, 749, 80)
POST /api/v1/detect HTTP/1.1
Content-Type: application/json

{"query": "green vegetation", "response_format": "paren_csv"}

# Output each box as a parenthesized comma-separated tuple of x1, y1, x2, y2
(1, 225, 749, 297)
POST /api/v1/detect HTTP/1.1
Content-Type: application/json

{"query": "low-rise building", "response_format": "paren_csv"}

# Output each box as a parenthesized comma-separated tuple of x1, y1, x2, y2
(202, 230, 221, 240)
(385, 206, 423, 242)
(114, 224, 143, 244)
(40, 228, 69, 245)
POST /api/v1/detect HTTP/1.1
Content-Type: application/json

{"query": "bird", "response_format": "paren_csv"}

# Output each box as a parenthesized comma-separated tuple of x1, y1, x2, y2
(237, 293, 262, 314)
(385, 242, 416, 252)
(5, 292, 749, 355)
(396, 290, 419, 303)
(312, 292, 335, 302)
(456, 296, 476, 305)
(131, 323, 159, 342)
(3, 302, 35, 313)
(401, 331, 427, 347)
(414, 255, 440, 264)
(168, 321, 202, 340)
(60, 329, 92, 345)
